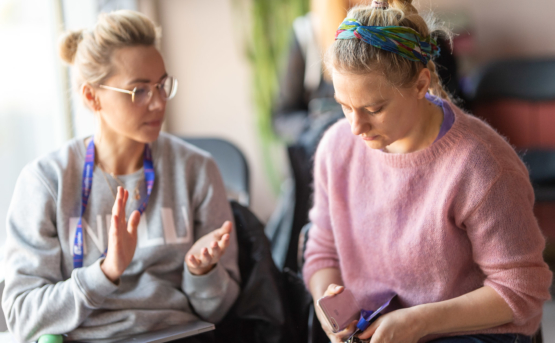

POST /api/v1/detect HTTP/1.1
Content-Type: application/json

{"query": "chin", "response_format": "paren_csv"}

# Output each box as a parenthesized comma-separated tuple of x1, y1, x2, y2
(364, 140, 386, 150)
(136, 129, 162, 144)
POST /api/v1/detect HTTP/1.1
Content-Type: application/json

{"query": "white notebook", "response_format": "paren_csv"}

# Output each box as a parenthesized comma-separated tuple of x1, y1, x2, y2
(111, 321, 215, 343)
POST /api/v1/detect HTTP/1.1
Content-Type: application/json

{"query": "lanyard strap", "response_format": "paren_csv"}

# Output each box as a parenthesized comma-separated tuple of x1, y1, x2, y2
(73, 137, 155, 269)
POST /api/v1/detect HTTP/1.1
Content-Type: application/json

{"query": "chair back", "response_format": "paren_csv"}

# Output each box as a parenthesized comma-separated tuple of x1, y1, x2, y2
(473, 58, 555, 242)
(473, 59, 555, 149)
(182, 137, 250, 207)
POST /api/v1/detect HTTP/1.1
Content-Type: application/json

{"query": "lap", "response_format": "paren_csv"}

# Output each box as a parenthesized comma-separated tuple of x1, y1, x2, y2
(429, 334, 531, 343)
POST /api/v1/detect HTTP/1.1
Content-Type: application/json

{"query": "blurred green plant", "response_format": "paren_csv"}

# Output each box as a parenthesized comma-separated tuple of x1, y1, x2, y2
(232, 0, 309, 193)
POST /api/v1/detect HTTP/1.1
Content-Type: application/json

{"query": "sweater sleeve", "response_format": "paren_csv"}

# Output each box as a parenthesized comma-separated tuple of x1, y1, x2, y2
(302, 134, 341, 288)
(181, 157, 240, 323)
(463, 169, 553, 328)
(2, 167, 119, 343)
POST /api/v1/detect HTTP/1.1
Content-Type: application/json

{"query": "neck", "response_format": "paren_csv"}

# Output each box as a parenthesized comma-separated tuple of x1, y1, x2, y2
(91, 131, 145, 176)
(385, 96, 444, 154)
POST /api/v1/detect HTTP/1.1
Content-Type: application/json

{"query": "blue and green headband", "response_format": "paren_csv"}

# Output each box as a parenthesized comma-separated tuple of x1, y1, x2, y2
(335, 19, 440, 65)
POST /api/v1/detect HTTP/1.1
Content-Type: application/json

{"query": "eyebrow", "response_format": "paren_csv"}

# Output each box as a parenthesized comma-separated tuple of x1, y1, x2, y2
(128, 73, 168, 85)
(333, 94, 384, 108)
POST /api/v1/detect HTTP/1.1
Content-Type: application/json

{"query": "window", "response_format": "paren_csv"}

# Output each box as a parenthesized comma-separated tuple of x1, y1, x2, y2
(0, 0, 70, 256)
(0, 0, 137, 261)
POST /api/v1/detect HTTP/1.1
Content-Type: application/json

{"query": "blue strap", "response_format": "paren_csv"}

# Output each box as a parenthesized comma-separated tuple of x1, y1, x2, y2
(73, 137, 155, 268)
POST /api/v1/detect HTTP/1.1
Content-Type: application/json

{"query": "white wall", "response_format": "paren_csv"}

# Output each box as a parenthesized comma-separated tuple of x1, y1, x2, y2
(141, 0, 555, 222)
(419, 0, 555, 64)
(139, 0, 278, 222)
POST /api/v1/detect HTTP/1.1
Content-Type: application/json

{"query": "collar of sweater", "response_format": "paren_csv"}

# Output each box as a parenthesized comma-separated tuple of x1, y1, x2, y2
(367, 102, 468, 168)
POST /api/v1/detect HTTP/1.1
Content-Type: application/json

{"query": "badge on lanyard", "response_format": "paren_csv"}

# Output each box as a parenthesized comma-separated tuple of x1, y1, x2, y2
(73, 137, 155, 269)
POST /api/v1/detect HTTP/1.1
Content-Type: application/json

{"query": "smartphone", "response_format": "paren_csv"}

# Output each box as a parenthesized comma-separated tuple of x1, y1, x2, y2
(317, 288, 360, 333)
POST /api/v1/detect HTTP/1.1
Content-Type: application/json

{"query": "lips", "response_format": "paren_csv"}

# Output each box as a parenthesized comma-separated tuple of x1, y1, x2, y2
(145, 120, 162, 127)
(361, 135, 378, 141)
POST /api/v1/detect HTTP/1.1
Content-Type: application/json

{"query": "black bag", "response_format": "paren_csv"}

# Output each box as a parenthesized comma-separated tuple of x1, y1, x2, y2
(214, 201, 303, 343)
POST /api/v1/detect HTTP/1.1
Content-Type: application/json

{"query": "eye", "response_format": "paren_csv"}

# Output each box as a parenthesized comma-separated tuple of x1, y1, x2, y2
(365, 107, 382, 115)
(341, 105, 352, 113)
(134, 85, 149, 95)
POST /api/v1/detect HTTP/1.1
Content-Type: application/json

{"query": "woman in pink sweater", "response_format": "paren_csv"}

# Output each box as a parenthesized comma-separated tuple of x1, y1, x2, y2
(302, 1, 553, 343)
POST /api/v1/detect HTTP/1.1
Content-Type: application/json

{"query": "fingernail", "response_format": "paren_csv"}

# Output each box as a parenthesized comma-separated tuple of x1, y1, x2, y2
(335, 285, 342, 290)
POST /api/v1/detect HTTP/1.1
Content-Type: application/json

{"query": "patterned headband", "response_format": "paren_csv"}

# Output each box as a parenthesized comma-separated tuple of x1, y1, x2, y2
(335, 19, 440, 65)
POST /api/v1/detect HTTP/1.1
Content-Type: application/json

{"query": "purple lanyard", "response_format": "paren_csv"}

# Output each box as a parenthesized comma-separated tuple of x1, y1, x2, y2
(73, 137, 155, 268)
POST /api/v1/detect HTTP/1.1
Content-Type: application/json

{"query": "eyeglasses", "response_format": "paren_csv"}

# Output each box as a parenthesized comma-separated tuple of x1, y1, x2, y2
(99, 76, 178, 106)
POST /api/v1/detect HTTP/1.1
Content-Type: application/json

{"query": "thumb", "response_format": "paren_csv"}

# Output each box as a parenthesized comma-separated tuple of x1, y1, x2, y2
(215, 221, 233, 239)
(358, 318, 380, 340)
(325, 284, 344, 296)
(127, 210, 141, 236)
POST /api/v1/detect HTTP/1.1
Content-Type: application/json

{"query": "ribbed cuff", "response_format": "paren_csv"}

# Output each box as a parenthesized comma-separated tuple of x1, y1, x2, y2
(183, 263, 229, 299)
(72, 259, 119, 308)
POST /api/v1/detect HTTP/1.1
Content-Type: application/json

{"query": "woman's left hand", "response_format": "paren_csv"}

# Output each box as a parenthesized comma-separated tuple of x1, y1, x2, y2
(185, 221, 233, 276)
(358, 307, 428, 343)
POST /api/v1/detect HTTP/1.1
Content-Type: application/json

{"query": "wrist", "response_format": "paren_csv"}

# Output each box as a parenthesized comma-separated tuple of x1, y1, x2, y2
(100, 259, 121, 283)
(409, 303, 435, 337)
(187, 263, 216, 276)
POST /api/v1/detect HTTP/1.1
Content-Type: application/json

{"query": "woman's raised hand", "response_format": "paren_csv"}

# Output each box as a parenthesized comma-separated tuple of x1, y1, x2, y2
(316, 284, 358, 343)
(101, 187, 141, 283)
(185, 221, 232, 276)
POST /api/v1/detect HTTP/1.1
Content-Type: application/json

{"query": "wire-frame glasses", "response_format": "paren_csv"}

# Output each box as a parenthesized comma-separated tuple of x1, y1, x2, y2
(99, 76, 178, 106)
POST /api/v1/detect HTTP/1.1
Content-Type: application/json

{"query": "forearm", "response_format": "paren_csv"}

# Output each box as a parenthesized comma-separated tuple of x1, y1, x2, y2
(418, 286, 513, 336)
(4, 260, 118, 342)
(309, 267, 343, 301)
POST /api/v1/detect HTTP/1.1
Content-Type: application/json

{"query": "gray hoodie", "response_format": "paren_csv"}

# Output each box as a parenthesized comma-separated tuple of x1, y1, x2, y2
(2, 133, 240, 342)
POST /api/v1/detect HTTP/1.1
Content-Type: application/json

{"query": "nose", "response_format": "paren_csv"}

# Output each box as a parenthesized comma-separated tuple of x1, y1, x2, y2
(148, 87, 165, 111)
(350, 109, 371, 136)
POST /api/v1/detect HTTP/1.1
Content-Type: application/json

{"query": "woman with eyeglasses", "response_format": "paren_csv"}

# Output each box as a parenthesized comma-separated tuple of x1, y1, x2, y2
(2, 10, 239, 343)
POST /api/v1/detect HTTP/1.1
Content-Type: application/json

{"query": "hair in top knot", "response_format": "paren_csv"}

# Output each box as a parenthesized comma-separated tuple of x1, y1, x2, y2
(371, 1, 389, 9)
(59, 29, 84, 65)
(58, 10, 161, 90)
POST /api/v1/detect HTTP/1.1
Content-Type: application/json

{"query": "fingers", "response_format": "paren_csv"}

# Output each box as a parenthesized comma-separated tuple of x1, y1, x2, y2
(324, 284, 344, 297)
(111, 214, 120, 232)
(186, 247, 215, 273)
(337, 320, 358, 341)
(358, 318, 380, 340)
(188, 245, 221, 268)
(112, 187, 128, 222)
(127, 210, 141, 236)
(187, 254, 201, 268)
(213, 221, 232, 240)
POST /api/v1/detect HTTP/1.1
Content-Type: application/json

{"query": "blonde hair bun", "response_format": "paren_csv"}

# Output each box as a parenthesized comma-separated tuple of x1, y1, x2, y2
(58, 29, 84, 65)
(58, 10, 160, 89)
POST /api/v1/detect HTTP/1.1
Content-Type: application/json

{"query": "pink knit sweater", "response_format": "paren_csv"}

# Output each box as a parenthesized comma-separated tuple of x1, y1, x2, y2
(303, 104, 553, 337)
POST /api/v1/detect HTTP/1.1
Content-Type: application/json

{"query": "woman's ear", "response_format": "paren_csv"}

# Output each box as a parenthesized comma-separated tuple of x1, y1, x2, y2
(415, 67, 431, 99)
(82, 84, 100, 111)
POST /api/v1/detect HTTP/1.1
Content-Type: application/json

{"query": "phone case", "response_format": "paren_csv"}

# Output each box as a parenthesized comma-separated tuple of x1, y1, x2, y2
(317, 289, 361, 333)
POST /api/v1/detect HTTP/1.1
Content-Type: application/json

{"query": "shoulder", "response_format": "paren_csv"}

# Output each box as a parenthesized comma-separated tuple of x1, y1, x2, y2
(451, 106, 529, 180)
(20, 138, 84, 196)
(443, 107, 533, 217)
